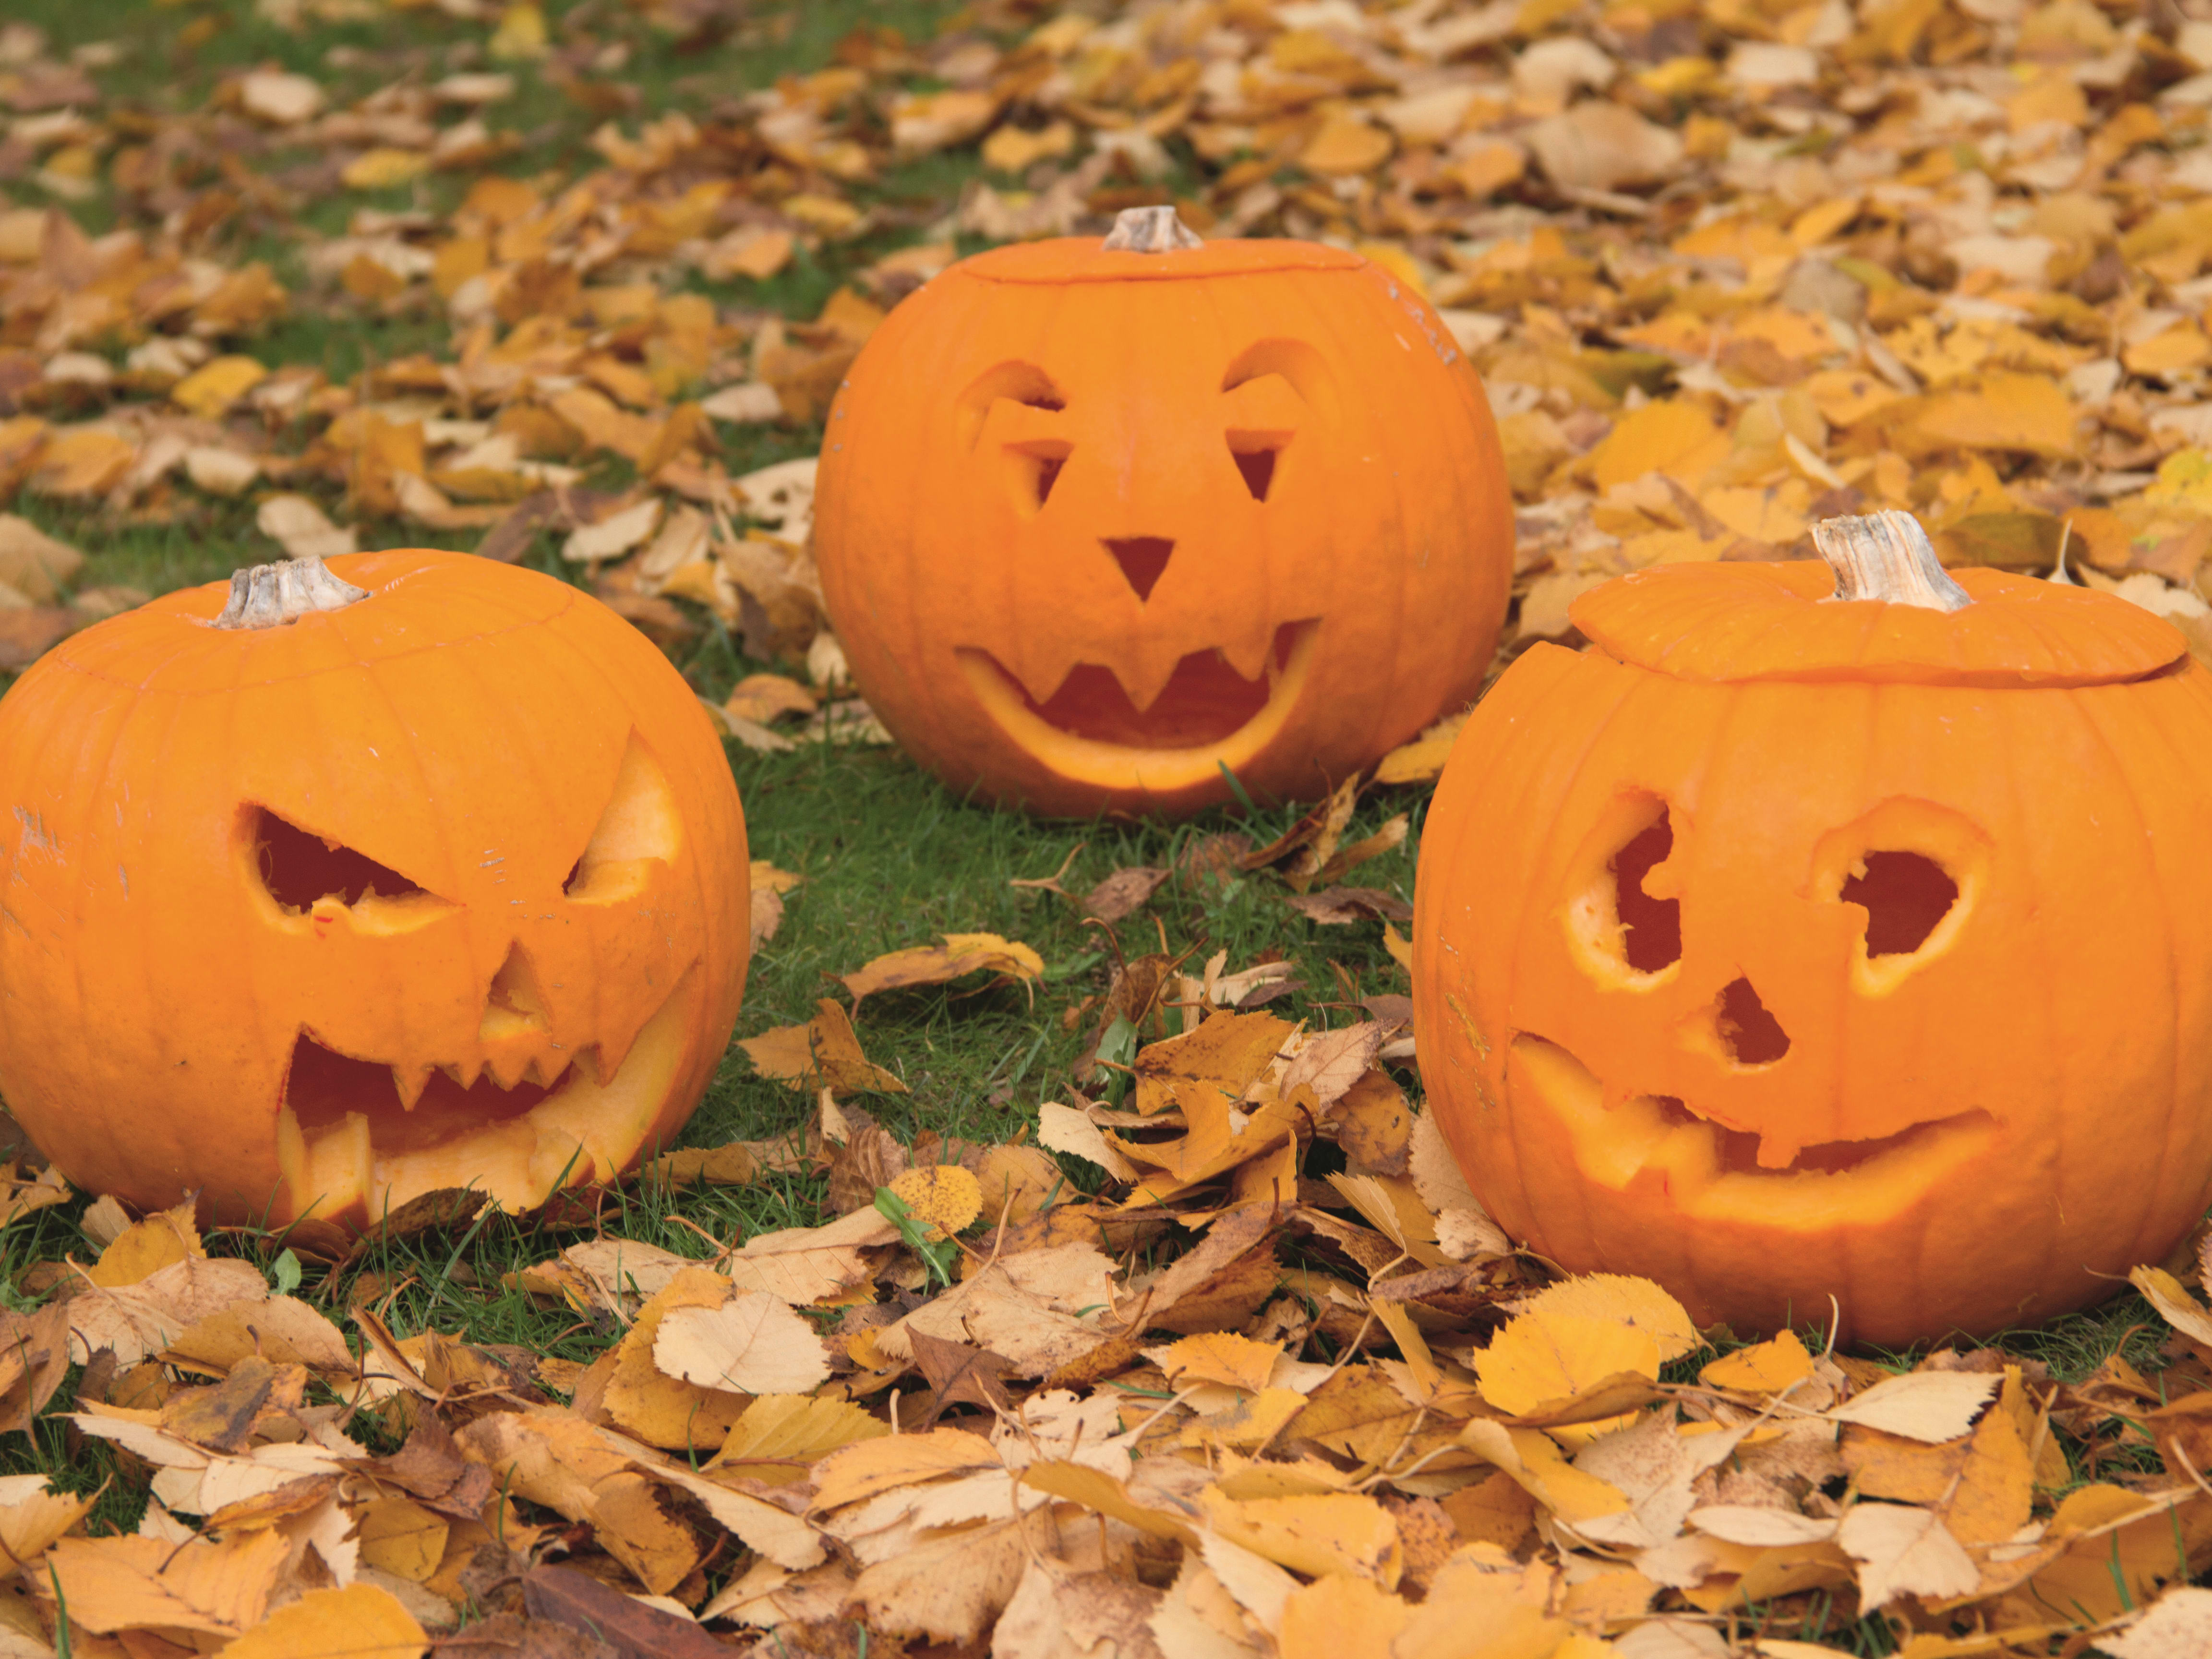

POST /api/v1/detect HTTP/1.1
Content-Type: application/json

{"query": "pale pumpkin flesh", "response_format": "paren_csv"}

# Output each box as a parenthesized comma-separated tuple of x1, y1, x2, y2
(0, 550, 749, 1227)
(1414, 558, 2212, 1345)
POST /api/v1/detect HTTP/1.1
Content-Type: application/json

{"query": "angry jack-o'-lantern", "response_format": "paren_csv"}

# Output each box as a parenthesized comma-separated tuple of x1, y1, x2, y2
(1413, 513, 2212, 1345)
(815, 206, 1513, 818)
(0, 550, 748, 1227)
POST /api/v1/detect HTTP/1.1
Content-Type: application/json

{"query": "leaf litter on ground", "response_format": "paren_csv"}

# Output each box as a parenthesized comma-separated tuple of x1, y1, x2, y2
(7, 0, 2212, 1650)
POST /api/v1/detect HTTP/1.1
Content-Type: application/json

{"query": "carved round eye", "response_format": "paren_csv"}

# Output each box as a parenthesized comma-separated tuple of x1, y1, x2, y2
(1563, 793, 1683, 987)
(1810, 801, 1986, 995)
(1839, 852, 1959, 957)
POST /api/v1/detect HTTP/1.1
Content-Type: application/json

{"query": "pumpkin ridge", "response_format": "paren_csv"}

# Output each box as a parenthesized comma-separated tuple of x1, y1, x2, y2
(2064, 680, 2184, 1269)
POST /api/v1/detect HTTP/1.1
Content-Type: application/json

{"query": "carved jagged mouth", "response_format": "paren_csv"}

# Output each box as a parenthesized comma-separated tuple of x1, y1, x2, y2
(276, 972, 696, 1220)
(956, 620, 1320, 794)
(1511, 1033, 1997, 1224)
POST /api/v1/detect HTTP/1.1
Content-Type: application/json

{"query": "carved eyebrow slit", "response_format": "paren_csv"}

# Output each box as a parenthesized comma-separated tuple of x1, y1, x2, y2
(252, 809, 427, 912)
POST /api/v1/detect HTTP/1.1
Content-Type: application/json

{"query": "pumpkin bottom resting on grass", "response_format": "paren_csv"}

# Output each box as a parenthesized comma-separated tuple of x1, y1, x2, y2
(1414, 514, 2212, 1346)
(815, 207, 1515, 819)
(0, 549, 749, 1228)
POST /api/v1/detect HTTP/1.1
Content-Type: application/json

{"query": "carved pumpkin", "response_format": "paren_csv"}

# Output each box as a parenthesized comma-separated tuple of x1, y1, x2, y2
(815, 206, 1513, 817)
(0, 550, 748, 1227)
(1413, 513, 2212, 1344)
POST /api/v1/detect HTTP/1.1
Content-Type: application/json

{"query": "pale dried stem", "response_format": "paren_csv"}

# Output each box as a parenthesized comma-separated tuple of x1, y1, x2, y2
(1812, 510, 1971, 612)
(212, 554, 372, 629)
(1102, 205, 1202, 253)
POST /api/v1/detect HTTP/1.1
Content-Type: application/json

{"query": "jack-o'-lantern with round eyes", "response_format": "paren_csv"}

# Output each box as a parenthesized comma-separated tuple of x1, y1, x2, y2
(1414, 513, 2212, 1345)
(0, 550, 749, 1228)
(815, 207, 1514, 818)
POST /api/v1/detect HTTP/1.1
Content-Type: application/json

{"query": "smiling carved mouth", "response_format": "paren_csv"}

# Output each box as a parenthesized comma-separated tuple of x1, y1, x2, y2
(1511, 1032, 1996, 1227)
(956, 619, 1320, 795)
(275, 969, 697, 1221)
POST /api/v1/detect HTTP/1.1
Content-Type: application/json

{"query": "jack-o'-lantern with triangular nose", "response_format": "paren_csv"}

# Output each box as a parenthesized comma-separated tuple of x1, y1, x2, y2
(1414, 512, 2212, 1346)
(0, 550, 749, 1227)
(815, 206, 1514, 817)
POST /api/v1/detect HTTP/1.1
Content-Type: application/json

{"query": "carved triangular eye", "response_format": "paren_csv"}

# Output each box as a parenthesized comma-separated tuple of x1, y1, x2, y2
(480, 941, 549, 1040)
(252, 809, 432, 914)
(565, 734, 680, 904)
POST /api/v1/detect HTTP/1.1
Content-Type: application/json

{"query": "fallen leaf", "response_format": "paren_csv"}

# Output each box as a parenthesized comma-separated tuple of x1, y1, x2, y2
(520, 1563, 729, 1659)
(839, 934, 1046, 1013)
(739, 999, 909, 1096)
(1827, 1370, 1997, 1443)
(654, 1291, 832, 1396)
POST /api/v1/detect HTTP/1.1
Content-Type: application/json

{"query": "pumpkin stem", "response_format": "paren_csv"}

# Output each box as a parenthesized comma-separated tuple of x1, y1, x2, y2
(1812, 510, 1971, 613)
(1103, 205, 1202, 254)
(212, 554, 372, 630)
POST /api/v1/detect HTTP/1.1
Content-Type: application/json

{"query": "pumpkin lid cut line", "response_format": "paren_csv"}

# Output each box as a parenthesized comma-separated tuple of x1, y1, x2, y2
(1570, 560, 2188, 689)
(957, 238, 1370, 287)
(57, 552, 585, 694)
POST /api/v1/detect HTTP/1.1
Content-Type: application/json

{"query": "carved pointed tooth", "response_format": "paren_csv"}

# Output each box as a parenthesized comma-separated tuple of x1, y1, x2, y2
(1755, 1133, 1803, 1170)
(1216, 624, 1277, 686)
(524, 1052, 572, 1090)
(390, 1067, 433, 1111)
(1005, 633, 1083, 710)
(1111, 639, 1184, 714)
(438, 1059, 483, 1092)
(482, 1047, 533, 1092)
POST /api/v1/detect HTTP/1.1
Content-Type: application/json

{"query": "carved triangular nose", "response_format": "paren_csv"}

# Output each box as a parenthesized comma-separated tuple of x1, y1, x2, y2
(1103, 537, 1174, 602)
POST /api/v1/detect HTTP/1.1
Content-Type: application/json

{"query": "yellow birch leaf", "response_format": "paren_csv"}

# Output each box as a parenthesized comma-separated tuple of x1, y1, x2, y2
(1473, 1310, 1661, 1420)
(811, 1426, 1000, 1511)
(603, 1265, 748, 1452)
(1523, 1274, 1699, 1361)
(1156, 1332, 1285, 1395)
(1180, 1387, 1309, 1452)
(1457, 1420, 1630, 1527)
(171, 355, 268, 418)
(1588, 400, 1722, 492)
(1911, 373, 2079, 457)
(1701, 484, 1808, 545)
(1699, 1330, 1814, 1395)
(85, 1198, 204, 1288)
(886, 1164, 982, 1239)
(47, 1529, 290, 1636)
(342, 148, 432, 191)
(354, 1497, 448, 1584)
(705, 1394, 888, 1482)
(981, 120, 1074, 173)
(1394, 1551, 1571, 1658)
(1020, 1459, 1201, 1543)
(1201, 1489, 1403, 1587)
(1803, 368, 1911, 429)
(489, 2, 548, 60)
(1279, 1573, 1410, 1659)
(1302, 115, 1395, 177)
(33, 428, 137, 497)
(739, 999, 908, 1096)
(218, 1583, 428, 1659)
(0, 1479, 92, 1567)
(2123, 324, 2212, 378)
(2130, 1265, 2212, 1346)
(1939, 1404, 2034, 1546)
(838, 934, 1045, 1010)
(710, 228, 795, 281)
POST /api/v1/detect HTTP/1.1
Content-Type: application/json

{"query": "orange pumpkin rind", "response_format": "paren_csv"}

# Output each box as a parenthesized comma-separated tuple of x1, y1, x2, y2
(1415, 512, 2212, 1345)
